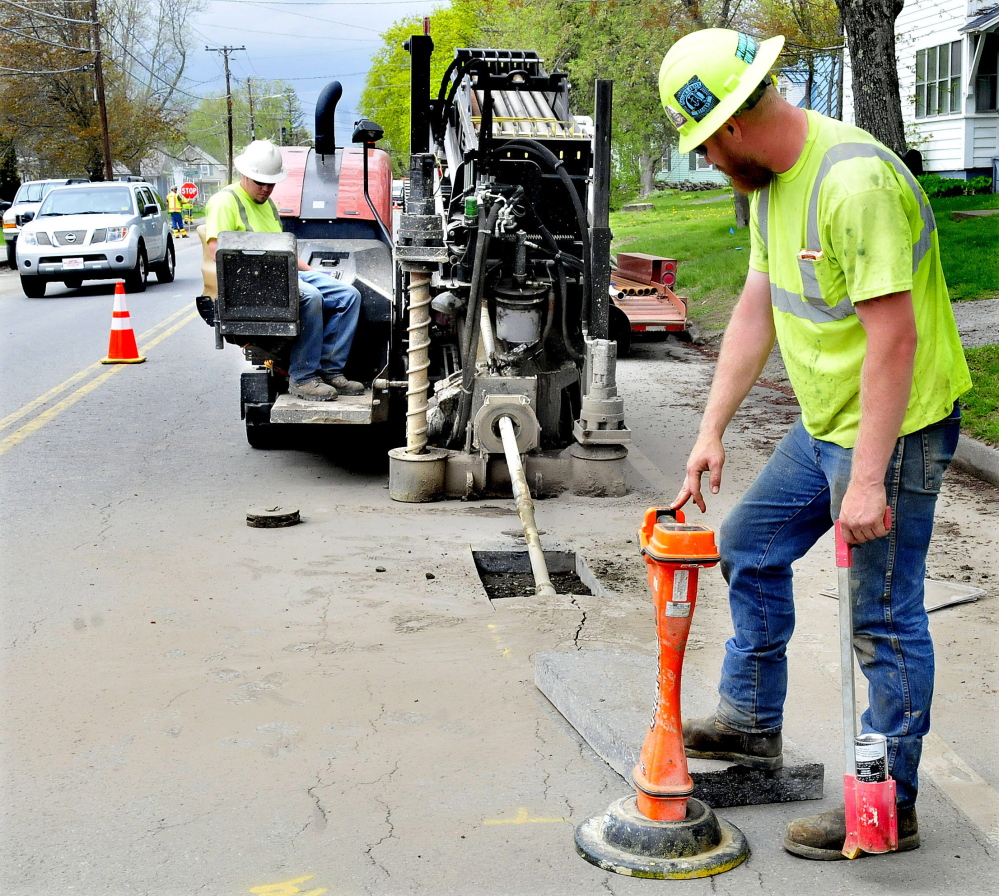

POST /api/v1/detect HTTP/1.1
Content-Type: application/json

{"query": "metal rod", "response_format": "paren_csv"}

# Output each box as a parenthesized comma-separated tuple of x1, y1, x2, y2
(590, 79, 613, 341)
(405, 269, 432, 454)
(838, 561, 857, 776)
(498, 415, 557, 597)
(480, 305, 496, 369)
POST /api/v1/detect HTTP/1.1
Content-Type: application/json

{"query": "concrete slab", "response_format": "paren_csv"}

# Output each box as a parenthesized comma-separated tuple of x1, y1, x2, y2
(535, 648, 824, 808)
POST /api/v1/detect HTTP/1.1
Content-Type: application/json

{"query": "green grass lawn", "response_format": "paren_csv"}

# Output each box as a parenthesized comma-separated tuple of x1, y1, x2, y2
(931, 193, 999, 301)
(611, 187, 998, 442)
(963, 344, 999, 446)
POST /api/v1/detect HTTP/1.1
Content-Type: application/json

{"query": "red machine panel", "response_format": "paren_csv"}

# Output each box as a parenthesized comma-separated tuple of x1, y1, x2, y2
(335, 146, 393, 231)
(273, 147, 310, 218)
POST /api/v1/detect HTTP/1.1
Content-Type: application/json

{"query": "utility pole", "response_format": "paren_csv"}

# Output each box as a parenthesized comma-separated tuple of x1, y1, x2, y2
(246, 78, 256, 141)
(205, 45, 245, 183)
(90, 0, 113, 180)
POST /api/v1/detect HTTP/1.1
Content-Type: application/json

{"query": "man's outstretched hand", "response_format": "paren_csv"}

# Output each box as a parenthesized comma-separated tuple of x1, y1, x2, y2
(671, 434, 725, 513)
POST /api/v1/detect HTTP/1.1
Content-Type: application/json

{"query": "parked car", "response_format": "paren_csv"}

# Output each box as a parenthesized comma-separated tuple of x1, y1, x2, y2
(2, 177, 89, 267)
(15, 181, 175, 298)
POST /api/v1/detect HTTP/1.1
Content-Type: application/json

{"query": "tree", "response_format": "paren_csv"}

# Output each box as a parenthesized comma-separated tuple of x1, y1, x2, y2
(0, 0, 204, 179)
(489, 1, 747, 197)
(834, 0, 906, 155)
(184, 80, 308, 167)
(359, 0, 487, 175)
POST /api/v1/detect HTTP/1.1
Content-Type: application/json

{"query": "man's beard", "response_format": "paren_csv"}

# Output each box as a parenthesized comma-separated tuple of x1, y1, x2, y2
(725, 159, 774, 193)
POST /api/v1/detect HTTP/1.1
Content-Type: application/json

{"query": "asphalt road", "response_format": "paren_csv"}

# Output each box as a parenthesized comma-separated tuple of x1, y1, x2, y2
(0, 246, 996, 895)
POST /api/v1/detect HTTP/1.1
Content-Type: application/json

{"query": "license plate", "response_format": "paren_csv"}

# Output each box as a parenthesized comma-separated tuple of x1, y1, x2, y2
(646, 326, 666, 332)
(63, 257, 84, 270)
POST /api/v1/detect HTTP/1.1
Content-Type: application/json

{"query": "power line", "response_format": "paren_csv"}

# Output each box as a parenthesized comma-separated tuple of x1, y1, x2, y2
(0, 63, 92, 74)
(0, 22, 90, 52)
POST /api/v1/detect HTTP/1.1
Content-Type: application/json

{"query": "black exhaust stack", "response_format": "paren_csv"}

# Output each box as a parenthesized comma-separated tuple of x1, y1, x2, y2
(315, 80, 343, 155)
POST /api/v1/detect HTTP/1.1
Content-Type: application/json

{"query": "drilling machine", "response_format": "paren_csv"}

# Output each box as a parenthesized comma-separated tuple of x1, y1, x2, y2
(197, 33, 631, 504)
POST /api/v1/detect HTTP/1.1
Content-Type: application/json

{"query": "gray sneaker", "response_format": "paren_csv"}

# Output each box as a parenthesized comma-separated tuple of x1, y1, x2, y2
(320, 373, 365, 395)
(289, 378, 338, 401)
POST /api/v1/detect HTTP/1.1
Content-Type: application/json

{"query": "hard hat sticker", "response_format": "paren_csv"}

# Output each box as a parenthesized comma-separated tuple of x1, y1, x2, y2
(665, 105, 689, 128)
(736, 32, 759, 65)
(674, 76, 720, 123)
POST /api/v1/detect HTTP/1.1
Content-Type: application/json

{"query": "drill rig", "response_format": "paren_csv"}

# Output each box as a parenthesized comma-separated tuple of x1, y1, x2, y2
(198, 33, 631, 505)
(389, 36, 630, 501)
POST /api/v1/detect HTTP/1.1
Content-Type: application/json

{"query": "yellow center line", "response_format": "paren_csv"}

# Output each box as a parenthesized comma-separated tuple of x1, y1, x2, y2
(0, 303, 196, 434)
(0, 308, 199, 457)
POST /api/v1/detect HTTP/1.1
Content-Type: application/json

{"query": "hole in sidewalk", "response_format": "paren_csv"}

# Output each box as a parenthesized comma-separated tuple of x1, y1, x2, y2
(472, 550, 594, 601)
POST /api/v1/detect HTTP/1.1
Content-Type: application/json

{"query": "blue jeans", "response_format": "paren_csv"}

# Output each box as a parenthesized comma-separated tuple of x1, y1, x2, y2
(289, 270, 362, 385)
(715, 406, 960, 808)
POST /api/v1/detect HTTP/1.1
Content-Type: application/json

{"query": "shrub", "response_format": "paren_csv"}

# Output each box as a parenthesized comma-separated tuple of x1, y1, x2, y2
(918, 173, 993, 198)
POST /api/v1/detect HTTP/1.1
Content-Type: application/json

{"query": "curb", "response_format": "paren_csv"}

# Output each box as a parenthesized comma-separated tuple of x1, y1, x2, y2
(953, 435, 999, 488)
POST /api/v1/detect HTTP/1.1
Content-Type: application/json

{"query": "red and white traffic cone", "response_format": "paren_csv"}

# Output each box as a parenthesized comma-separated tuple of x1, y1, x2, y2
(101, 281, 146, 364)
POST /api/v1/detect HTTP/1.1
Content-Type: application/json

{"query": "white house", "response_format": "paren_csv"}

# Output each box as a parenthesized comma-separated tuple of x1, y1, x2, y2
(843, 0, 999, 180)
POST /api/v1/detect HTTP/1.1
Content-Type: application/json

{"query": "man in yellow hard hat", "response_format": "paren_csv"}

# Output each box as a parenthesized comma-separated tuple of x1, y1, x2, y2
(660, 28, 970, 859)
(205, 139, 363, 401)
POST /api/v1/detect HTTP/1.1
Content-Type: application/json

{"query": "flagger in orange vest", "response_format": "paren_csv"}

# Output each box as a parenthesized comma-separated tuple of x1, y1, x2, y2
(167, 187, 187, 238)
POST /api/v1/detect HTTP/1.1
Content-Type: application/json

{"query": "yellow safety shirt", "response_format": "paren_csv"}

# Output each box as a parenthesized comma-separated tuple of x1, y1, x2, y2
(167, 191, 182, 212)
(749, 110, 971, 448)
(204, 183, 281, 239)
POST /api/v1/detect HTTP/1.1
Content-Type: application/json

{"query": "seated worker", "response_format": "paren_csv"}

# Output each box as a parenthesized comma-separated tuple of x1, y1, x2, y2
(205, 139, 363, 401)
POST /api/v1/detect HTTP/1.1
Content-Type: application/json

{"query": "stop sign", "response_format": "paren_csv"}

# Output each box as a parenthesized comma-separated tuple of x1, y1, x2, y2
(180, 182, 198, 201)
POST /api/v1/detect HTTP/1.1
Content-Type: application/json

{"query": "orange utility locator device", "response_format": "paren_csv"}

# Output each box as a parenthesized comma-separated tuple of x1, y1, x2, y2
(836, 517, 899, 858)
(574, 508, 749, 879)
(101, 282, 146, 364)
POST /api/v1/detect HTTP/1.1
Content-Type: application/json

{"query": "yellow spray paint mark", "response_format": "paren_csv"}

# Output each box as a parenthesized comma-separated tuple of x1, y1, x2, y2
(486, 623, 513, 659)
(483, 807, 569, 825)
(249, 874, 328, 895)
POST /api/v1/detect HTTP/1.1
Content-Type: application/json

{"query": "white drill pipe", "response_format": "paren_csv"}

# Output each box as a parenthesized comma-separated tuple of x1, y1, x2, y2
(498, 414, 557, 597)
(405, 269, 432, 455)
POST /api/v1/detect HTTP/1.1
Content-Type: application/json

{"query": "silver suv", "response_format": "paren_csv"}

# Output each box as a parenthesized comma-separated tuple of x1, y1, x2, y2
(2, 177, 89, 266)
(15, 181, 175, 298)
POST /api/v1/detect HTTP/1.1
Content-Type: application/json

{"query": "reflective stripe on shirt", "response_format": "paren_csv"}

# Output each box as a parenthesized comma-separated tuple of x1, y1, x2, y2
(756, 143, 936, 322)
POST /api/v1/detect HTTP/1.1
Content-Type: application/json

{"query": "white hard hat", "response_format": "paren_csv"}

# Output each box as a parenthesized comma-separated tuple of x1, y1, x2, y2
(233, 139, 287, 183)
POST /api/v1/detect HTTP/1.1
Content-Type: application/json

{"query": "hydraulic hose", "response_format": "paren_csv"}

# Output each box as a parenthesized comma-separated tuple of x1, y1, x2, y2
(495, 138, 593, 333)
(557, 260, 584, 362)
(452, 201, 503, 446)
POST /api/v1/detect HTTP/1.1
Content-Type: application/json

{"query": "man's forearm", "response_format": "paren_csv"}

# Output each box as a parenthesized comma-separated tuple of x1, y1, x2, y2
(852, 308, 916, 489)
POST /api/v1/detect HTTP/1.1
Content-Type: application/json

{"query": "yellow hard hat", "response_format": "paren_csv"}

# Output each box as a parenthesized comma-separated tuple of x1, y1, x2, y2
(659, 29, 785, 153)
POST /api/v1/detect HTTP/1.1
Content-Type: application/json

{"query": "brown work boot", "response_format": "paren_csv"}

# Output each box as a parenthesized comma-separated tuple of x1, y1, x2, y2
(683, 715, 783, 770)
(320, 373, 365, 395)
(783, 804, 920, 860)
(289, 378, 338, 401)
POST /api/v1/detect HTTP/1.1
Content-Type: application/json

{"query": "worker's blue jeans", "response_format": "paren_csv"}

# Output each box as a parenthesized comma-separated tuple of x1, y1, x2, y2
(289, 271, 362, 384)
(714, 406, 960, 808)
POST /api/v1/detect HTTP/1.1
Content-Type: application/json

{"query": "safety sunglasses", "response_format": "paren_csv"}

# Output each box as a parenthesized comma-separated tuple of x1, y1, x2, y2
(251, 179, 275, 188)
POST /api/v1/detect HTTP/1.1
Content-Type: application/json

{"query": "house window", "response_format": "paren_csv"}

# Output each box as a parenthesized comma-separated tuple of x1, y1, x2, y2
(976, 32, 998, 112)
(915, 41, 962, 118)
(201, 163, 213, 176)
(688, 152, 714, 171)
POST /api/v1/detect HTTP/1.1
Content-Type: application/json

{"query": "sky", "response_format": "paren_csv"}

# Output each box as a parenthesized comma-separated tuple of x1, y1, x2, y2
(180, 0, 440, 144)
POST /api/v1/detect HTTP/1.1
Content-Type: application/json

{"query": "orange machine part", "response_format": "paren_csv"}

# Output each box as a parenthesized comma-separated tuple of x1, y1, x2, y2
(274, 147, 309, 218)
(335, 146, 393, 232)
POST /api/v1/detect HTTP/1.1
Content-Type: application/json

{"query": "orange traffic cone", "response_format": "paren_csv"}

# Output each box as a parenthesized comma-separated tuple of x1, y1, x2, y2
(101, 282, 146, 364)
